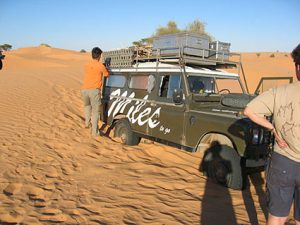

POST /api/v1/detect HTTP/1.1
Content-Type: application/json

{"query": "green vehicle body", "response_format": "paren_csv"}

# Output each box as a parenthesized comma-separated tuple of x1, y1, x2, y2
(100, 61, 272, 189)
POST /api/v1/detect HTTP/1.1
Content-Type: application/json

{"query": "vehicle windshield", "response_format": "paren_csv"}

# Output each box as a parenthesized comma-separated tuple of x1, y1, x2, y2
(187, 75, 244, 94)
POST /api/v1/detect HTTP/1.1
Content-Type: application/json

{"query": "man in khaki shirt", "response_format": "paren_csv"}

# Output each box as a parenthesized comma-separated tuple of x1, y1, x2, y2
(244, 44, 300, 225)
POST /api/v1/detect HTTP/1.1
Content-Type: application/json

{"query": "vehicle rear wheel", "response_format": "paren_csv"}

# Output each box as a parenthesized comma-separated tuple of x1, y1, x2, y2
(114, 119, 140, 145)
(202, 144, 244, 190)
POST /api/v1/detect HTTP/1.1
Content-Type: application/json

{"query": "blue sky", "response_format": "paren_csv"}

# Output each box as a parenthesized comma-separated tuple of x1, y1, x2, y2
(0, 0, 299, 52)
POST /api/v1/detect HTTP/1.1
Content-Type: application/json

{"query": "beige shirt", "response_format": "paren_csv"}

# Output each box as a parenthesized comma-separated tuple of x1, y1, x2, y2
(247, 82, 300, 162)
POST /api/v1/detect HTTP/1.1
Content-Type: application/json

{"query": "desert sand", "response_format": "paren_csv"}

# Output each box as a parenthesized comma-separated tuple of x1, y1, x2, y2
(0, 46, 296, 225)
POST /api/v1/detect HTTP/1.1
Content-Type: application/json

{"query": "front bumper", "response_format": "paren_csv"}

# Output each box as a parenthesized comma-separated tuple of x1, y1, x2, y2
(244, 143, 271, 160)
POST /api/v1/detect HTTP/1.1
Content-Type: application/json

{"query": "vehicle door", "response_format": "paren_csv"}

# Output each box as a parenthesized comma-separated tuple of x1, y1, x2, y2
(125, 73, 157, 135)
(150, 73, 186, 145)
(102, 73, 127, 124)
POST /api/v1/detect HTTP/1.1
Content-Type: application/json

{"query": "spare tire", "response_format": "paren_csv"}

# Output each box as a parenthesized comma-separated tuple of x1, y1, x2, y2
(221, 94, 255, 109)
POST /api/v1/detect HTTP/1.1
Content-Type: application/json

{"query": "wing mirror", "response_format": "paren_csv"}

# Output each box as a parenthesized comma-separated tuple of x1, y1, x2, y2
(173, 88, 183, 105)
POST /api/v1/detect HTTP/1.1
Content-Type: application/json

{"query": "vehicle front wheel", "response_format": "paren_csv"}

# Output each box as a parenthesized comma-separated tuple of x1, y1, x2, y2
(202, 144, 244, 190)
(114, 119, 140, 146)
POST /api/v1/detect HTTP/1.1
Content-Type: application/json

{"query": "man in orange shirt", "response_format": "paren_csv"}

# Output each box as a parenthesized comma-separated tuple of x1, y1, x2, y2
(81, 47, 109, 136)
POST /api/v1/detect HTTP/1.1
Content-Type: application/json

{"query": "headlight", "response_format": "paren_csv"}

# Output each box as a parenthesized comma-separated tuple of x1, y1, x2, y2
(252, 127, 264, 145)
(252, 128, 260, 144)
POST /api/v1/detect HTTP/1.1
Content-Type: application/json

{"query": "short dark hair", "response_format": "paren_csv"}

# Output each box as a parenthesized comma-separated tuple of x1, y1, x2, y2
(92, 47, 102, 59)
(291, 44, 300, 65)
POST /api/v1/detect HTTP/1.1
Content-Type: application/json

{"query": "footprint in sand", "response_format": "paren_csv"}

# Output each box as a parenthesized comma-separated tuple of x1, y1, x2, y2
(45, 166, 60, 178)
(13, 207, 26, 217)
(15, 165, 32, 176)
(39, 214, 67, 223)
(3, 183, 23, 196)
(27, 186, 50, 208)
(61, 165, 74, 175)
(34, 200, 51, 208)
(43, 183, 56, 191)
(72, 161, 81, 171)
(40, 208, 62, 215)
(32, 173, 46, 182)
(0, 213, 23, 224)
(78, 204, 102, 215)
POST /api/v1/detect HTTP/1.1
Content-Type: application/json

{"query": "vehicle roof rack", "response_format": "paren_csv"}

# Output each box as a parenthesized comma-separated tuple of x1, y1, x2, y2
(103, 46, 240, 69)
(102, 46, 248, 93)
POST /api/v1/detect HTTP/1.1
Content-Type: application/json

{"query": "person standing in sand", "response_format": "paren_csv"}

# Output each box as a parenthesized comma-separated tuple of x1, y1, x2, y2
(0, 50, 4, 70)
(244, 44, 300, 225)
(81, 47, 109, 136)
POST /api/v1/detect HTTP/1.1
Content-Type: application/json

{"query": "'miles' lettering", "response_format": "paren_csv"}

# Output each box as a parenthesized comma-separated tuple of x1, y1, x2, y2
(108, 89, 161, 128)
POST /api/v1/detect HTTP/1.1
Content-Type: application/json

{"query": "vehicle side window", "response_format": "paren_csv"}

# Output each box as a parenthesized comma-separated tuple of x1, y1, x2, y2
(129, 74, 156, 93)
(129, 75, 149, 90)
(159, 74, 181, 99)
(188, 76, 215, 94)
(106, 74, 126, 88)
(147, 75, 155, 93)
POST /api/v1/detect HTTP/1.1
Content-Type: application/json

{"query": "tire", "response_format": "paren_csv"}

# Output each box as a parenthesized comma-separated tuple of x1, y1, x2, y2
(0, 60, 2, 70)
(202, 144, 244, 190)
(114, 119, 140, 146)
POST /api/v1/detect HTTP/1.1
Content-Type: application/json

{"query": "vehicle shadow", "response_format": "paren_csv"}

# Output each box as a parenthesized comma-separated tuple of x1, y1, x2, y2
(199, 143, 268, 225)
(199, 143, 238, 225)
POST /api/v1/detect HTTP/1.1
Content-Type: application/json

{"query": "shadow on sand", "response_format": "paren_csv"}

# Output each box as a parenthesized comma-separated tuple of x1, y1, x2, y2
(199, 143, 268, 225)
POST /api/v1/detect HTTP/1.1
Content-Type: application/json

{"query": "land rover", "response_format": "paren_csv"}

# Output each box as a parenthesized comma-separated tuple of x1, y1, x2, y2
(99, 38, 275, 190)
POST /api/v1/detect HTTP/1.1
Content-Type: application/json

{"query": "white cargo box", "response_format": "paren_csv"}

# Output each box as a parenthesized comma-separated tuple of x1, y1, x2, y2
(209, 41, 231, 60)
(153, 33, 209, 58)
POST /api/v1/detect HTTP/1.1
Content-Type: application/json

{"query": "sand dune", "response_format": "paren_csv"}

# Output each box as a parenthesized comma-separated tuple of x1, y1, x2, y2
(235, 52, 295, 93)
(0, 46, 296, 224)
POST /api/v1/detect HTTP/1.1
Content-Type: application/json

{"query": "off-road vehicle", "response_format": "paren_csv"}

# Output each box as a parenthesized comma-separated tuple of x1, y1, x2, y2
(99, 35, 279, 189)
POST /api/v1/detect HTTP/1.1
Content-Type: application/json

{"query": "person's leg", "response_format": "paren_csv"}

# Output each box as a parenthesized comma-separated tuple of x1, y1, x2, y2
(81, 90, 91, 127)
(294, 184, 300, 224)
(89, 89, 101, 136)
(267, 213, 288, 225)
(266, 153, 295, 225)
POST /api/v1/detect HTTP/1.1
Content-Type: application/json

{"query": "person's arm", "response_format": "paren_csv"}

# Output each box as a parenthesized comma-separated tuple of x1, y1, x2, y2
(100, 63, 109, 77)
(244, 106, 288, 148)
(244, 106, 273, 130)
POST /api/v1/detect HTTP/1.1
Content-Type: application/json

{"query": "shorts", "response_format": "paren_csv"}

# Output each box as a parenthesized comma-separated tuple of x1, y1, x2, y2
(266, 152, 300, 220)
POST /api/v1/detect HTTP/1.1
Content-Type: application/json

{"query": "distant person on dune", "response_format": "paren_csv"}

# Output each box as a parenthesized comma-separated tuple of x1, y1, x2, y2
(81, 47, 109, 136)
(0, 50, 4, 70)
(244, 43, 300, 225)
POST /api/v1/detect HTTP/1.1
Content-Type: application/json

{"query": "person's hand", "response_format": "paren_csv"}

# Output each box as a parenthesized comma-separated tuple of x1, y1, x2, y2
(273, 129, 288, 148)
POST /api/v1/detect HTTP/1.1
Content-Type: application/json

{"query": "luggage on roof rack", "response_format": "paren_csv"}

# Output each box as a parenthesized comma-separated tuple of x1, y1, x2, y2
(152, 33, 210, 58)
(102, 48, 135, 67)
(103, 48, 239, 69)
(102, 33, 240, 69)
(209, 41, 231, 60)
